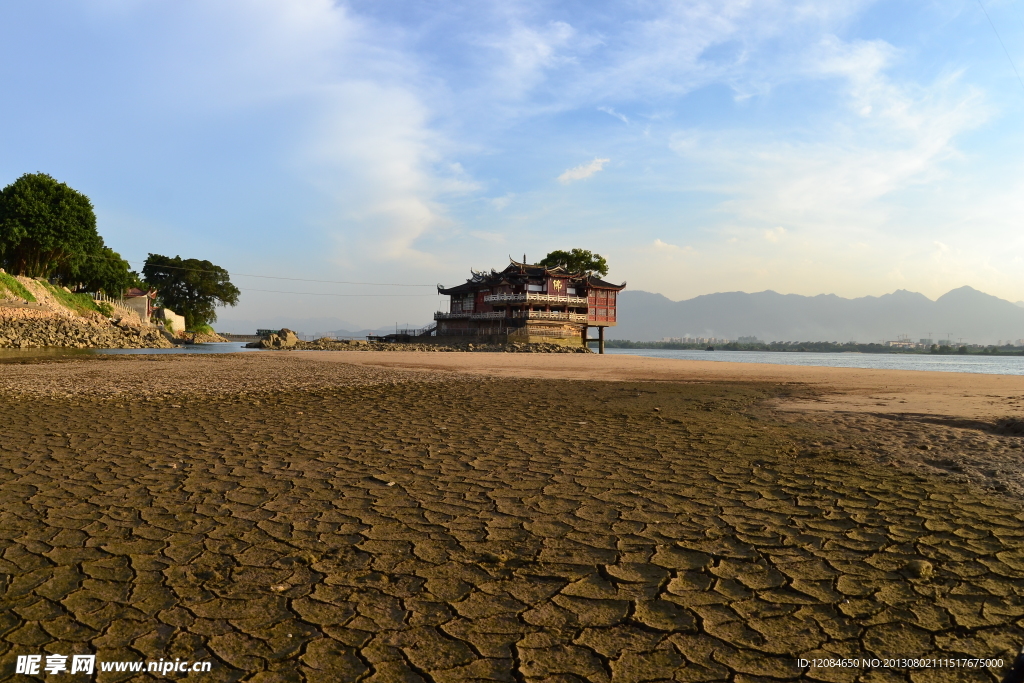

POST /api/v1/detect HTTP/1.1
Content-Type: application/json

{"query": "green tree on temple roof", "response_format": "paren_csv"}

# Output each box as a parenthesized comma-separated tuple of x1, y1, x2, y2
(538, 248, 609, 277)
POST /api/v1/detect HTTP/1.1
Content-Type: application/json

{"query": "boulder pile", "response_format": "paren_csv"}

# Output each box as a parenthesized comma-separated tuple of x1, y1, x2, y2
(180, 329, 229, 344)
(0, 272, 176, 350)
(246, 328, 300, 349)
(0, 308, 174, 349)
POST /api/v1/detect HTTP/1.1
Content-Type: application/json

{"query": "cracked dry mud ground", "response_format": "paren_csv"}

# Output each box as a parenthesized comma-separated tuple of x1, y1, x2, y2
(2, 371, 1024, 682)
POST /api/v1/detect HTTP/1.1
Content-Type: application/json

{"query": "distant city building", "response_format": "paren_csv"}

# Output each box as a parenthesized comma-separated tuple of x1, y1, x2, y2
(661, 336, 732, 344)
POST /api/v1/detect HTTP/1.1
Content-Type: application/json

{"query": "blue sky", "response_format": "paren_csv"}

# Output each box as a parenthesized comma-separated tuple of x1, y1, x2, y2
(2, 0, 1023, 329)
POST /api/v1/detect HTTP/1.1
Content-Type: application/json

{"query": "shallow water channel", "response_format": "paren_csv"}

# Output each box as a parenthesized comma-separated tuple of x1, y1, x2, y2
(0, 342, 259, 362)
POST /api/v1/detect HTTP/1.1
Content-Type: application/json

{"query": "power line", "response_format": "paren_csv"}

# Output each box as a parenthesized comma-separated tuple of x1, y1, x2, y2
(81, 253, 437, 288)
(977, 0, 1024, 95)
(240, 288, 436, 297)
(228, 273, 433, 287)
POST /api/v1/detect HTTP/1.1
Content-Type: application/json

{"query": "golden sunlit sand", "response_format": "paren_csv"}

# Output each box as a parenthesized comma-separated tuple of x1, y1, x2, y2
(293, 349, 1024, 419)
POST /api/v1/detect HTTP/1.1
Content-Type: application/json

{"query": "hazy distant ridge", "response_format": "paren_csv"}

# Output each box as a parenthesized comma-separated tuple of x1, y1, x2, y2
(613, 286, 1024, 345)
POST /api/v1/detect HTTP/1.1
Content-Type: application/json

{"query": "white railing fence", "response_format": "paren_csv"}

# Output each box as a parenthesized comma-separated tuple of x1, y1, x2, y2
(436, 310, 587, 322)
(91, 292, 141, 321)
(483, 293, 587, 305)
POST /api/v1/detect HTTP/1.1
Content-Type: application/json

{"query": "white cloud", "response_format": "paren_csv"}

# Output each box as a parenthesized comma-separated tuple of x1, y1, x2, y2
(652, 238, 694, 254)
(469, 230, 506, 243)
(137, 0, 365, 112)
(544, 0, 873, 107)
(431, 1, 879, 126)
(558, 157, 610, 184)
(474, 20, 578, 105)
(598, 106, 629, 124)
(144, 1, 475, 269)
(625, 27, 1008, 302)
(301, 80, 449, 264)
(491, 193, 515, 210)
(81, 0, 463, 274)
(668, 38, 988, 239)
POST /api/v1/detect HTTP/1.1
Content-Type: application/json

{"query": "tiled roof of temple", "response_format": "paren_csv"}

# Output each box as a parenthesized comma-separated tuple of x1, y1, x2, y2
(438, 259, 625, 295)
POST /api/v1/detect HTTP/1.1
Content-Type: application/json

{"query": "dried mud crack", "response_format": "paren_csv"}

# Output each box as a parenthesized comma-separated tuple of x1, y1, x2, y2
(1, 357, 1023, 682)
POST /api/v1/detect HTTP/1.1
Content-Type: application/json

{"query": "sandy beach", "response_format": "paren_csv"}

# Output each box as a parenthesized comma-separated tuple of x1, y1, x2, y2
(1, 351, 1022, 681)
(289, 350, 1024, 419)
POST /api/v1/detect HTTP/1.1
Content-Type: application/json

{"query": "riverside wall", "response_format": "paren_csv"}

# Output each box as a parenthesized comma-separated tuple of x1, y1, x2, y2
(0, 306, 174, 349)
(0, 274, 174, 349)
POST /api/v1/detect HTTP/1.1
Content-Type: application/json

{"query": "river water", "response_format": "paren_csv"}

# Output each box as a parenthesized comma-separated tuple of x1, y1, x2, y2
(0, 342, 258, 362)
(605, 348, 1024, 375)
(2, 343, 1022, 375)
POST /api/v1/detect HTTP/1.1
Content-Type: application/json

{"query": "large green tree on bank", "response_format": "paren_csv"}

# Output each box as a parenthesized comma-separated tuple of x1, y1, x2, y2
(142, 254, 240, 330)
(539, 248, 609, 277)
(0, 172, 132, 293)
(74, 245, 135, 295)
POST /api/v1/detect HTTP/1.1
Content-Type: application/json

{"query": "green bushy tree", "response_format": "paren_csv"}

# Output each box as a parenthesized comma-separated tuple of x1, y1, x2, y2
(69, 246, 134, 295)
(0, 173, 132, 294)
(539, 248, 609, 276)
(143, 254, 240, 330)
(0, 173, 99, 276)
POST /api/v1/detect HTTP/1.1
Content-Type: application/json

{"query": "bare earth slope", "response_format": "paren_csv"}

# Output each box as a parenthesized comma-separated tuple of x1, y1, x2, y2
(0, 353, 1022, 682)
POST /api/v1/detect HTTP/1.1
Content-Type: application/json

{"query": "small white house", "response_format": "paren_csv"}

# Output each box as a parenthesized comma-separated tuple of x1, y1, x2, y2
(153, 307, 186, 336)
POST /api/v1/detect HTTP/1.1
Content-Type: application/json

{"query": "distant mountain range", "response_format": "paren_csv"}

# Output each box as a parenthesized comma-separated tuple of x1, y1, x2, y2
(217, 286, 1024, 346)
(611, 286, 1024, 345)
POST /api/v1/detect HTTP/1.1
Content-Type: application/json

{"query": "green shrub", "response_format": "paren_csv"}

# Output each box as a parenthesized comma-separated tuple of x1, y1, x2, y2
(0, 272, 35, 301)
(39, 281, 102, 316)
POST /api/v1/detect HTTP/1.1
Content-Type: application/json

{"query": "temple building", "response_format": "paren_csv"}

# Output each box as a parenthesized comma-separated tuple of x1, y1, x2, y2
(435, 259, 625, 351)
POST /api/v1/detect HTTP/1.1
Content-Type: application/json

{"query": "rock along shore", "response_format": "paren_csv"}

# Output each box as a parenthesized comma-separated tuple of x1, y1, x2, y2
(0, 272, 177, 349)
(248, 330, 592, 353)
(0, 306, 174, 349)
(179, 329, 229, 344)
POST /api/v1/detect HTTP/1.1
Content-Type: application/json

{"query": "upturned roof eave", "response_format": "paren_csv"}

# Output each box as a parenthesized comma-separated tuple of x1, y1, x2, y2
(587, 276, 627, 291)
(439, 259, 624, 293)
